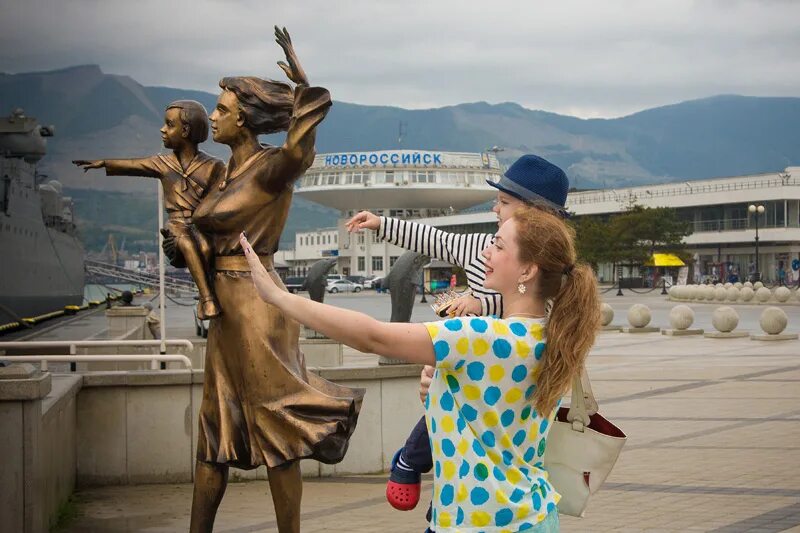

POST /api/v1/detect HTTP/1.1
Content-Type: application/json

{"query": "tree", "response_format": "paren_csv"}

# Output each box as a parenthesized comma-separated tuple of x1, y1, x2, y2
(572, 205, 693, 271)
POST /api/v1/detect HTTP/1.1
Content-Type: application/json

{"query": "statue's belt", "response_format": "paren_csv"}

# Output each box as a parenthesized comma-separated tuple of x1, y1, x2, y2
(215, 254, 274, 272)
(167, 209, 195, 219)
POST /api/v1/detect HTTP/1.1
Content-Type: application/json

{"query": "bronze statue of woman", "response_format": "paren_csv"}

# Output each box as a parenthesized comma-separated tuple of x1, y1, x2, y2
(168, 28, 363, 532)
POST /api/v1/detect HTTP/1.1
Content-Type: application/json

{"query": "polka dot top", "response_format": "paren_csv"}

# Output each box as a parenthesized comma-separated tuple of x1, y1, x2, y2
(423, 316, 560, 532)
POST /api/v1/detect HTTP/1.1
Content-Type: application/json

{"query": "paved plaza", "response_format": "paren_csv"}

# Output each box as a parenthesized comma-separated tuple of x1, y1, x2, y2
(28, 290, 800, 531)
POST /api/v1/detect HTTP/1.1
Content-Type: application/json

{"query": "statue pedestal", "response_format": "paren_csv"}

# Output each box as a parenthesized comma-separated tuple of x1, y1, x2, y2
(106, 307, 149, 340)
(299, 338, 343, 367)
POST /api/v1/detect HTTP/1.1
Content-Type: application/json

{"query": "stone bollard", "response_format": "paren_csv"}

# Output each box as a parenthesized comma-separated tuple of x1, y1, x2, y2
(714, 286, 727, 302)
(702, 285, 715, 301)
(755, 287, 772, 303)
(694, 286, 705, 301)
(668, 286, 681, 301)
(734, 282, 743, 289)
(724, 282, 733, 288)
(774, 286, 791, 303)
(705, 306, 749, 338)
(725, 286, 739, 302)
(600, 303, 622, 332)
(662, 305, 703, 336)
(754, 281, 764, 290)
(740, 286, 755, 302)
(743, 281, 753, 289)
(622, 304, 659, 333)
(752, 307, 798, 341)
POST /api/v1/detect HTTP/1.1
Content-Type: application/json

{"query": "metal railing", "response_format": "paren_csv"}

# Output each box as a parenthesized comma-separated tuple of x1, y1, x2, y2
(0, 339, 194, 353)
(85, 260, 197, 293)
(1, 354, 192, 371)
(567, 175, 799, 206)
(690, 217, 792, 233)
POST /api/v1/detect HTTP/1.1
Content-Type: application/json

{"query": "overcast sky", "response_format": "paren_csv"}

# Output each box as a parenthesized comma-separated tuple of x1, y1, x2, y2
(1, 0, 798, 118)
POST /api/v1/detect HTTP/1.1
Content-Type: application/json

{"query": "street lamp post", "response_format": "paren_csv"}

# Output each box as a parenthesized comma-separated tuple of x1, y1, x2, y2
(748, 204, 765, 282)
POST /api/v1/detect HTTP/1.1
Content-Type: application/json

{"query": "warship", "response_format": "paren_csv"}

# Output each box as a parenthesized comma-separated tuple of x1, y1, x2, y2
(0, 108, 85, 321)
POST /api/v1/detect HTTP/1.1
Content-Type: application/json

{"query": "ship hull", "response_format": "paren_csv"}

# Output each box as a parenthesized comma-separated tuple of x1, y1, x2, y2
(0, 226, 85, 320)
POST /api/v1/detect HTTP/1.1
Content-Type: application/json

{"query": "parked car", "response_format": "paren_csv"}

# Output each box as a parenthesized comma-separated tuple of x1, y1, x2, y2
(363, 276, 382, 289)
(326, 279, 362, 293)
(283, 276, 306, 293)
(326, 274, 345, 283)
(346, 275, 366, 285)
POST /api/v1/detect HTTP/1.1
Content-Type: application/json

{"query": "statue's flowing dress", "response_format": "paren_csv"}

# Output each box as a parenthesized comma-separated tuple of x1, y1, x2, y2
(192, 85, 363, 468)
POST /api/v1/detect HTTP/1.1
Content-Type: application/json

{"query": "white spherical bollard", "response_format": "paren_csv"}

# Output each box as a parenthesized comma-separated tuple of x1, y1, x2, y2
(714, 287, 728, 302)
(724, 282, 732, 288)
(754, 281, 764, 290)
(712, 306, 739, 333)
(734, 282, 743, 289)
(715, 283, 724, 289)
(740, 286, 755, 302)
(669, 305, 695, 330)
(685, 285, 697, 300)
(760, 307, 788, 335)
(743, 281, 753, 289)
(600, 303, 614, 326)
(725, 287, 739, 302)
(703, 285, 715, 301)
(694, 286, 706, 301)
(755, 287, 772, 303)
(774, 286, 791, 303)
(669, 286, 680, 299)
(627, 304, 652, 328)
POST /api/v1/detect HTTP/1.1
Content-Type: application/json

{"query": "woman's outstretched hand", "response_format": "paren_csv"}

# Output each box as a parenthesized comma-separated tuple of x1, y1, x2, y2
(240, 232, 282, 305)
(72, 159, 104, 172)
(274, 26, 308, 86)
(345, 211, 380, 232)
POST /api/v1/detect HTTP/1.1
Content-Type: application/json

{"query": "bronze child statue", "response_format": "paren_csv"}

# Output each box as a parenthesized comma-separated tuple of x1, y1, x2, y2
(73, 101, 225, 318)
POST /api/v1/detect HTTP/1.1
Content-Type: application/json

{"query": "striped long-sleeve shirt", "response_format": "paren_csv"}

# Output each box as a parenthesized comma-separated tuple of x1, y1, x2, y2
(377, 216, 502, 317)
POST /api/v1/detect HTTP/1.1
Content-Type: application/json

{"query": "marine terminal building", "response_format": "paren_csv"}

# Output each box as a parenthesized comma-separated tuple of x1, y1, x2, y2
(277, 150, 503, 277)
(278, 153, 800, 284)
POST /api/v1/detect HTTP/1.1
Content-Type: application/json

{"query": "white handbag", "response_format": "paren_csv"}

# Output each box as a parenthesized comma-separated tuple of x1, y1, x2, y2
(543, 369, 627, 517)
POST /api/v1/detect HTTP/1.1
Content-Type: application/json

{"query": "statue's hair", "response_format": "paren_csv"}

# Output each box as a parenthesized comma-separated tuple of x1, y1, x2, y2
(511, 205, 600, 416)
(219, 77, 294, 135)
(166, 100, 209, 143)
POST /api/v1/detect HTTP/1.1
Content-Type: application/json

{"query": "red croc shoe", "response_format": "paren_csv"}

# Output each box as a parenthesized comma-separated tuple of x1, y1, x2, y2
(386, 448, 421, 511)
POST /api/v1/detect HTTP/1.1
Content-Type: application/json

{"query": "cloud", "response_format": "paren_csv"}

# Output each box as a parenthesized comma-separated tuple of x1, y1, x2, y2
(1, 0, 798, 117)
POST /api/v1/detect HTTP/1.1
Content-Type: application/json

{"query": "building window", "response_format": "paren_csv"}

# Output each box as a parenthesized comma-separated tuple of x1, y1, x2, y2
(410, 170, 435, 183)
(316, 235, 320, 245)
(372, 256, 384, 271)
(358, 256, 365, 271)
(389, 256, 399, 268)
(346, 170, 366, 184)
(385, 171, 395, 183)
(357, 233, 365, 245)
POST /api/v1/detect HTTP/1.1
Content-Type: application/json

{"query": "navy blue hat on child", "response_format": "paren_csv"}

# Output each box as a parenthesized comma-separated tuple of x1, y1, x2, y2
(487, 154, 569, 212)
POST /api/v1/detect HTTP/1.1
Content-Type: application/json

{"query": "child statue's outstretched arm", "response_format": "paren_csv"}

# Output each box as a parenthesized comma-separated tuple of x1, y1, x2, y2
(73, 157, 161, 178)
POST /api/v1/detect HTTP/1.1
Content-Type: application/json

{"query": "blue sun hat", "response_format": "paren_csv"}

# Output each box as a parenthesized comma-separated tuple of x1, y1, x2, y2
(487, 154, 569, 213)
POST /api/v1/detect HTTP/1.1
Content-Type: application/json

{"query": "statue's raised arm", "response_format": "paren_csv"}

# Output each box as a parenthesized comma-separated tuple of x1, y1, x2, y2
(275, 26, 308, 86)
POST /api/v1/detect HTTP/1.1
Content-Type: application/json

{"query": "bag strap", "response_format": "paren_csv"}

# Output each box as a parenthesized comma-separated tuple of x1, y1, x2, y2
(566, 367, 599, 431)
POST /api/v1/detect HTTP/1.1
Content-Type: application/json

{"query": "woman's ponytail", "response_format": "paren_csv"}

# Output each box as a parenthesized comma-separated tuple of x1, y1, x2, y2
(536, 263, 600, 415)
(511, 207, 601, 416)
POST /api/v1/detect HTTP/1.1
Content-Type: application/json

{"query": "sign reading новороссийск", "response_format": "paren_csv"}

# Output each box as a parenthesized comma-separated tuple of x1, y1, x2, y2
(311, 150, 502, 170)
(322, 151, 443, 167)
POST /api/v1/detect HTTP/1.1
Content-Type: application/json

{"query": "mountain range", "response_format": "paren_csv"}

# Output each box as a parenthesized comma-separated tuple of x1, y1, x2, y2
(2, 65, 798, 250)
